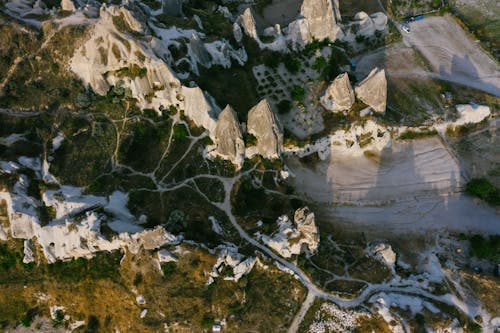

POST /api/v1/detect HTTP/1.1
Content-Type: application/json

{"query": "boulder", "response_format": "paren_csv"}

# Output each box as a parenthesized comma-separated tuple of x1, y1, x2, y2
(355, 67, 387, 113)
(214, 105, 245, 167)
(61, 0, 76, 12)
(247, 99, 283, 159)
(300, 0, 342, 42)
(239, 7, 258, 40)
(320, 72, 355, 112)
(371, 243, 396, 268)
(233, 22, 243, 43)
(294, 207, 319, 251)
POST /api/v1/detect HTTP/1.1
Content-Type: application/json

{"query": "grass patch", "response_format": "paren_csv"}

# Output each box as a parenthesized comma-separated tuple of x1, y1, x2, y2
(465, 178, 500, 206)
(398, 129, 438, 140)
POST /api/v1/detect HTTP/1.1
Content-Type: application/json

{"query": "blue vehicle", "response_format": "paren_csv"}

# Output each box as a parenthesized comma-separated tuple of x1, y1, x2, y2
(414, 15, 424, 21)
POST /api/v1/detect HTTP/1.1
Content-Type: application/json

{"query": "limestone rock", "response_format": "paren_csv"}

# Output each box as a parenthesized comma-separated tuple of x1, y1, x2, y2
(157, 249, 178, 263)
(239, 7, 258, 40)
(161, 0, 182, 17)
(247, 99, 283, 159)
(61, 0, 76, 12)
(208, 245, 256, 283)
(454, 104, 490, 127)
(320, 72, 355, 112)
(355, 67, 387, 113)
(214, 105, 245, 167)
(300, 0, 342, 42)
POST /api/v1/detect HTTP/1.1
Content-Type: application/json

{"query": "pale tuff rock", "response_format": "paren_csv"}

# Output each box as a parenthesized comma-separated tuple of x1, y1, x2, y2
(208, 245, 256, 283)
(23, 239, 34, 264)
(60, 0, 76, 12)
(348, 12, 387, 38)
(260, 207, 319, 258)
(239, 8, 259, 40)
(233, 22, 243, 43)
(70, 5, 180, 108)
(158, 249, 178, 263)
(214, 105, 245, 167)
(246, 99, 283, 159)
(204, 40, 248, 69)
(2, 184, 179, 263)
(320, 72, 355, 112)
(355, 67, 387, 113)
(454, 104, 490, 127)
(180, 86, 220, 134)
(300, 0, 343, 42)
(287, 18, 311, 50)
(189, 34, 212, 68)
(161, 0, 182, 17)
(370, 243, 397, 268)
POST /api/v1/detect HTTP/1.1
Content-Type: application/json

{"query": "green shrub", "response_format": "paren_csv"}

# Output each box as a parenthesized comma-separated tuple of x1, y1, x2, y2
(173, 124, 188, 141)
(277, 100, 292, 114)
(465, 178, 500, 206)
(244, 133, 258, 147)
(469, 235, 500, 261)
(398, 129, 437, 140)
(291, 85, 306, 102)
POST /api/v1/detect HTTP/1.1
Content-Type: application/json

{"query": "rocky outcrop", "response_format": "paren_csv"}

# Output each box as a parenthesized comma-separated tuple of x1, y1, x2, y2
(300, 0, 342, 42)
(320, 72, 355, 112)
(233, 22, 243, 43)
(214, 105, 245, 167)
(208, 245, 256, 284)
(370, 243, 396, 268)
(247, 99, 283, 159)
(239, 8, 258, 40)
(343, 12, 388, 42)
(260, 207, 319, 258)
(355, 67, 387, 113)
(454, 104, 491, 127)
(161, 0, 182, 17)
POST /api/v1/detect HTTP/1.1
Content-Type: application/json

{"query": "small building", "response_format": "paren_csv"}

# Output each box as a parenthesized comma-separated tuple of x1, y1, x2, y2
(212, 323, 222, 332)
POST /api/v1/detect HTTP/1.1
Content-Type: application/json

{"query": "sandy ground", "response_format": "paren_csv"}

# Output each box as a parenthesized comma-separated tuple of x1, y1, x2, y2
(404, 15, 500, 97)
(287, 137, 500, 235)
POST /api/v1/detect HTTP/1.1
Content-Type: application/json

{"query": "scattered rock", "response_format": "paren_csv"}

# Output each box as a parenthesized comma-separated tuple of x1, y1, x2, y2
(320, 72, 355, 112)
(247, 99, 283, 159)
(214, 105, 245, 167)
(355, 67, 387, 113)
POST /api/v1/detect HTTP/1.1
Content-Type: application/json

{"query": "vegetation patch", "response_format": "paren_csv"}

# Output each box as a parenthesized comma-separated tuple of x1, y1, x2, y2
(465, 178, 500, 206)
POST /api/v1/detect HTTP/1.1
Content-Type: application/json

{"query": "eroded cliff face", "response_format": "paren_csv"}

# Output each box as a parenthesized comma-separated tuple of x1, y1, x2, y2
(70, 4, 221, 136)
(246, 99, 283, 160)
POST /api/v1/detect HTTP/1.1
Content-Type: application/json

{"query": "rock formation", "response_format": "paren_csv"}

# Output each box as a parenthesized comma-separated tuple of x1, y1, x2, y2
(355, 67, 387, 113)
(247, 99, 283, 159)
(343, 12, 388, 42)
(161, 0, 182, 17)
(239, 7, 258, 40)
(260, 207, 319, 258)
(180, 86, 220, 134)
(320, 72, 355, 112)
(299, 0, 342, 42)
(287, 18, 311, 50)
(370, 243, 396, 268)
(454, 104, 491, 127)
(214, 105, 245, 167)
